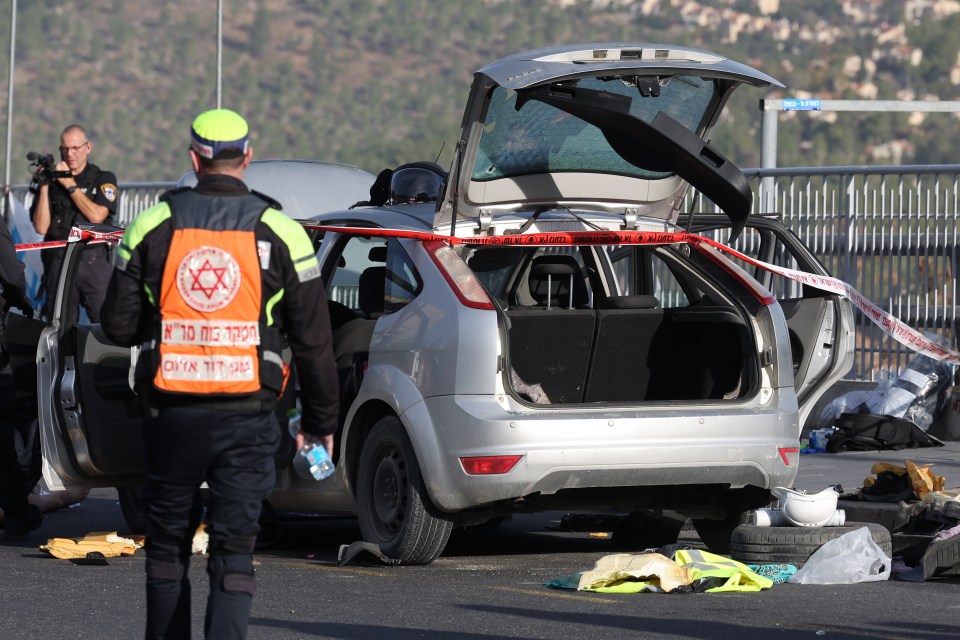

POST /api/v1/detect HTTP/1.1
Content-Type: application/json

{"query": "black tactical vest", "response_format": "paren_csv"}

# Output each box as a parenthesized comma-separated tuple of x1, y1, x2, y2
(44, 163, 108, 242)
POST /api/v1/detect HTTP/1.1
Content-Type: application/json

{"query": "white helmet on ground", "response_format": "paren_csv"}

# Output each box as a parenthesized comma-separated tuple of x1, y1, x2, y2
(771, 486, 840, 527)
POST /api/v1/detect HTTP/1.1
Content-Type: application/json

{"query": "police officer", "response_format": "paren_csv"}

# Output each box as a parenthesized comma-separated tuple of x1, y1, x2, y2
(30, 124, 119, 323)
(101, 109, 339, 639)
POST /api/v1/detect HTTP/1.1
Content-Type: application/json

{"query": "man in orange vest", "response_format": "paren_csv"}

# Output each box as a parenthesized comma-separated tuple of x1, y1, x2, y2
(102, 108, 339, 639)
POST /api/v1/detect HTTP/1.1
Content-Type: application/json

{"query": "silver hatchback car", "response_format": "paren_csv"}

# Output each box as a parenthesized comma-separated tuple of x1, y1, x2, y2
(38, 43, 854, 564)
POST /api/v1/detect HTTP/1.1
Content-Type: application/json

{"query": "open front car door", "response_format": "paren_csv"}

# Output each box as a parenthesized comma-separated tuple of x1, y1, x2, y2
(39, 238, 144, 491)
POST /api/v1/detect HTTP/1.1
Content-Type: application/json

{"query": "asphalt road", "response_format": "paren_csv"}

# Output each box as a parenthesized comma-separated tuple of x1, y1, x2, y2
(3, 444, 960, 639)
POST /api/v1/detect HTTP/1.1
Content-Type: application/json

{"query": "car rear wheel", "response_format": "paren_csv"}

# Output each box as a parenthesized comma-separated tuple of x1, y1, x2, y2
(356, 415, 453, 565)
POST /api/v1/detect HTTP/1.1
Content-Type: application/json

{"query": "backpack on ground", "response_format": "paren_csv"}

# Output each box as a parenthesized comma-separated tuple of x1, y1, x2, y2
(826, 413, 945, 452)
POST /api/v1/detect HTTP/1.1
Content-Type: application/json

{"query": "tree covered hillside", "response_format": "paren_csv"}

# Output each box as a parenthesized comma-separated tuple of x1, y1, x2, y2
(0, 0, 958, 185)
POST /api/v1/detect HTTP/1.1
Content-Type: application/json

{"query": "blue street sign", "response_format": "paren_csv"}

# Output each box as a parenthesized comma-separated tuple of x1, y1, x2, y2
(782, 99, 821, 111)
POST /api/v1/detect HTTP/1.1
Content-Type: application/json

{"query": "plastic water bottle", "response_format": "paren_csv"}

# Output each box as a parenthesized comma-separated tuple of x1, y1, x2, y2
(287, 409, 334, 481)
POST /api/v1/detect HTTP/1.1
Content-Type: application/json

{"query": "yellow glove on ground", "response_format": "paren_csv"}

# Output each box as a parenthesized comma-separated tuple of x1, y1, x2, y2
(906, 460, 945, 499)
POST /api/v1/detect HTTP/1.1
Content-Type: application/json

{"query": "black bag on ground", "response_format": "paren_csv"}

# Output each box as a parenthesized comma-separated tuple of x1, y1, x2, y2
(826, 413, 945, 452)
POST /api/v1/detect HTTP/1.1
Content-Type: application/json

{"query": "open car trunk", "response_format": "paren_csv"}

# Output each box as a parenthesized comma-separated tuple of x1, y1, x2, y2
(506, 301, 752, 404)
(464, 239, 762, 406)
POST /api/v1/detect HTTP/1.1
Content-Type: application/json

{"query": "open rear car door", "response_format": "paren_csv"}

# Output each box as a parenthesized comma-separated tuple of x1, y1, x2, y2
(690, 215, 855, 428)
(39, 238, 144, 491)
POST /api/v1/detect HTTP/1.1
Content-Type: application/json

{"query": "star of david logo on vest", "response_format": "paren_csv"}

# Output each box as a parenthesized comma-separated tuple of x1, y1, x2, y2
(176, 245, 242, 312)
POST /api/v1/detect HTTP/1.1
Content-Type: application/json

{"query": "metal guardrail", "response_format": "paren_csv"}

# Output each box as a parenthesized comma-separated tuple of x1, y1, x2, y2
(4, 164, 959, 381)
(2, 182, 175, 227)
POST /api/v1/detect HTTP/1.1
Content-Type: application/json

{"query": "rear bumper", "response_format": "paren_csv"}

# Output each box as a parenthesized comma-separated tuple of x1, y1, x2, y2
(407, 392, 800, 512)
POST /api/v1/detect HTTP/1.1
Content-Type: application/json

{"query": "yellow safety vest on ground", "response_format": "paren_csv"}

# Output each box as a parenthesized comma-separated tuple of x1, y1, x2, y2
(674, 549, 773, 593)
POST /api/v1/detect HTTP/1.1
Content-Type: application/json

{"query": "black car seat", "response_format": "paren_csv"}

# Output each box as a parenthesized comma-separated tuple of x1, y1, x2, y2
(506, 255, 595, 403)
(357, 266, 386, 319)
(332, 265, 386, 417)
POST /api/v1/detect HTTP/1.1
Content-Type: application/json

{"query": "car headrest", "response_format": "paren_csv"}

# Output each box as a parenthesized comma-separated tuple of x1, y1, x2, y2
(528, 255, 589, 308)
(368, 246, 387, 262)
(359, 266, 385, 317)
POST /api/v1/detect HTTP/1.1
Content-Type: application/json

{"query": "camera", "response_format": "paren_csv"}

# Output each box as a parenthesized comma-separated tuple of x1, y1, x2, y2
(27, 151, 71, 186)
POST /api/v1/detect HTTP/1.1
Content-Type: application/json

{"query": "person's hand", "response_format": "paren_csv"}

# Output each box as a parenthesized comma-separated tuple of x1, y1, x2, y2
(54, 160, 77, 191)
(296, 431, 334, 458)
(15, 294, 33, 318)
(2, 289, 33, 318)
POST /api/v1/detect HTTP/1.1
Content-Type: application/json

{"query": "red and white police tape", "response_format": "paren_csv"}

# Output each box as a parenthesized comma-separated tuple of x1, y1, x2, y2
(16, 223, 960, 364)
(13, 226, 123, 252)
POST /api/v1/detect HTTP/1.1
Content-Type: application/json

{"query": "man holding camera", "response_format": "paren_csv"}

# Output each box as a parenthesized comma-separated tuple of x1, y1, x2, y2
(29, 124, 118, 323)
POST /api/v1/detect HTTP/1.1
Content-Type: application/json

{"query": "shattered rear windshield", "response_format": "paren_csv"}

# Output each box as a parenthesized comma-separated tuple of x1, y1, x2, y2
(472, 74, 717, 182)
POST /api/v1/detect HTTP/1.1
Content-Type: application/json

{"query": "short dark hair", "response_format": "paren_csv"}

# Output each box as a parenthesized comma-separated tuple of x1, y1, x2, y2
(195, 153, 245, 171)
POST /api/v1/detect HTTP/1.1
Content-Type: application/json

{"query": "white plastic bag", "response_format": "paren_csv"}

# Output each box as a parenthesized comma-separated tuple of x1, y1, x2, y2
(787, 527, 891, 584)
(875, 348, 954, 431)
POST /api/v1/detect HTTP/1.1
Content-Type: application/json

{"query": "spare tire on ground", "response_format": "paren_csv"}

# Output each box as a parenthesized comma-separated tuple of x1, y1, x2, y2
(730, 522, 891, 567)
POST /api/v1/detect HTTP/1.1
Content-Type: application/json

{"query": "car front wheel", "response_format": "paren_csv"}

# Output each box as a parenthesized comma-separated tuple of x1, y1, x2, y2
(356, 415, 453, 565)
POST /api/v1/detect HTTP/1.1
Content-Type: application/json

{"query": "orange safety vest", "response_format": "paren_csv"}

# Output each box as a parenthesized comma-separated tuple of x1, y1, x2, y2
(153, 190, 285, 396)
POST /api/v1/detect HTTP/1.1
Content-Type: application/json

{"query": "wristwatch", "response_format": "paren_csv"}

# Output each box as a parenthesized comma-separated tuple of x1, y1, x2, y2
(67, 185, 78, 194)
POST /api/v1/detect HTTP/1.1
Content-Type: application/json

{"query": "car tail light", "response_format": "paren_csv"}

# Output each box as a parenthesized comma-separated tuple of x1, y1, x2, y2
(424, 240, 495, 310)
(460, 455, 523, 475)
(693, 243, 776, 306)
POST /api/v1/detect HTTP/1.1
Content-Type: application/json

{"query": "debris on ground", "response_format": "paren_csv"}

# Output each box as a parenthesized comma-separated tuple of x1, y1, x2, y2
(545, 464, 960, 589)
(337, 541, 401, 566)
(906, 460, 946, 498)
(831, 460, 960, 582)
(191, 523, 209, 555)
(826, 413, 944, 453)
(818, 344, 954, 433)
(855, 460, 946, 502)
(39, 531, 141, 560)
(547, 548, 777, 594)
(787, 527, 891, 584)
